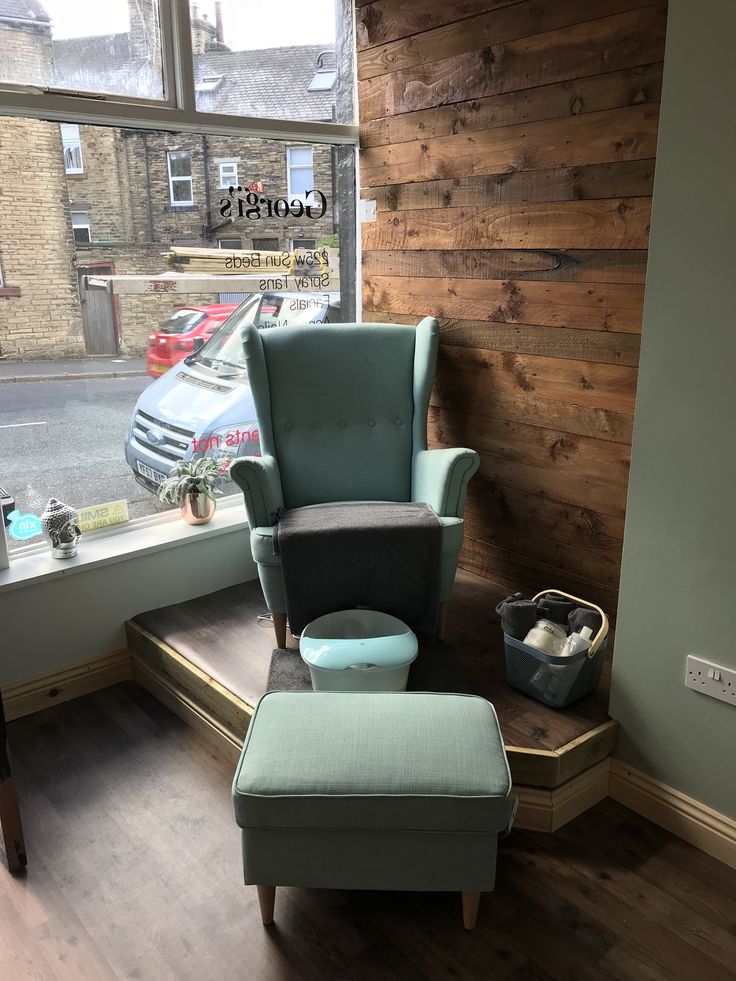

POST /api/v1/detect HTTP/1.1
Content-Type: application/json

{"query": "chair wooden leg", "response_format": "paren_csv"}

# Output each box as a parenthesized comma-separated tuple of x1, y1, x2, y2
(257, 884, 276, 925)
(272, 613, 287, 650)
(462, 891, 480, 931)
(0, 776, 27, 874)
(437, 602, 449, 642)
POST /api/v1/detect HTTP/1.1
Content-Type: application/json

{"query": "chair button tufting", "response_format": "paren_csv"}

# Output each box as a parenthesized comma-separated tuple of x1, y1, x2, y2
(311, 420, 319, 429)
(339, 420, 347, 428)
(395, 418, 403, 426)
(368, 419, 376, 427)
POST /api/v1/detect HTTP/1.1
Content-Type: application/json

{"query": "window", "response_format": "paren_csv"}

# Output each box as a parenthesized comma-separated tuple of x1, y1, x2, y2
(0, 0, 165, 102)
(167, 151, 193, 206)
(61, 124, 83, 174)
(71, 211, 91, 244)
(196, 76, 224, 95)
(309, 70, 336, 92)
(252, 238, 279, 251)
(0, 0, 356, 555)
(0, 254, 4, 287)
(287, 147, 314, 200)
(291, 239, 316, 251)
(218, 161, 238, 189)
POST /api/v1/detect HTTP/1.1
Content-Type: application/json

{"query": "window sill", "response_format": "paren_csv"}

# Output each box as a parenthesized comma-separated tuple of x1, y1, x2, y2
(0, 287, 21, 297)
(0, 497, 248, 595)
(166, 204, 198, 213)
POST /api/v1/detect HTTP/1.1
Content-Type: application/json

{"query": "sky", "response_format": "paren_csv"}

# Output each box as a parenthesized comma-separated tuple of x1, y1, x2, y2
(41, 0, 335, 49)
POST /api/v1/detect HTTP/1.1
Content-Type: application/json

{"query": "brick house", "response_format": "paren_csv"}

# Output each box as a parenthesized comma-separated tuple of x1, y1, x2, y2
(0, 0, 338, 358)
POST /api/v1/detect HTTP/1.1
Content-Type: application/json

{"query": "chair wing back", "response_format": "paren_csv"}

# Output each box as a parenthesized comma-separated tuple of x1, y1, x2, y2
(242, 320, 438, 509)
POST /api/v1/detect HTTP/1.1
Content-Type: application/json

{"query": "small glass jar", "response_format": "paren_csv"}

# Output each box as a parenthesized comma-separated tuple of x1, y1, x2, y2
(522, 618, 567, 656)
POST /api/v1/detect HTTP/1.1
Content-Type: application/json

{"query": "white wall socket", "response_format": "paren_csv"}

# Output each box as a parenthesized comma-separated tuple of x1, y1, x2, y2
(685, 655, 736, 706)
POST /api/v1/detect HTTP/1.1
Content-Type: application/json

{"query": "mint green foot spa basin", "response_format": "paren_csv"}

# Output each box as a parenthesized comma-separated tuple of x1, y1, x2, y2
(299, 610, 419, 692)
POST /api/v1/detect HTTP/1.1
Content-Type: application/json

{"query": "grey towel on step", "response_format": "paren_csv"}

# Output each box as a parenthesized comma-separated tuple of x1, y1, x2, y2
(495, 592, 538, 640)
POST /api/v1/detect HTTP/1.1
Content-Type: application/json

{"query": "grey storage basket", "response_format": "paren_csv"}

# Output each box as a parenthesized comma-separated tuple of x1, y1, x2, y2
(503, 589, 609, 709)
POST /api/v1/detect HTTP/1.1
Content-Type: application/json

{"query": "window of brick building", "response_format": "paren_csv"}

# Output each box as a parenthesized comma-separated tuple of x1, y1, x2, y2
(61, 124, 83, 174)
(287, 147, 314, 200)
(71, 211, 91, 244)
(167, 151, 194, 206)
(218, 161, 238, 188)
(291, 239, 316, 251)
(252, 238, 279, 252)
(218, 238, 242, 250)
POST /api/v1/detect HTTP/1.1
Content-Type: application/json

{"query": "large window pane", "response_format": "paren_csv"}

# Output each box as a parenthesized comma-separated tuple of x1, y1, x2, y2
(191, 0, 354, 123)
(0, 0, 165, 100)
(0, 114, 354, 553)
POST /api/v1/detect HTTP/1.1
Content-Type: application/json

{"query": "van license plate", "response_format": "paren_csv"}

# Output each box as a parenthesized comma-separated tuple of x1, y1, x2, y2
(136, 461, 166, 485)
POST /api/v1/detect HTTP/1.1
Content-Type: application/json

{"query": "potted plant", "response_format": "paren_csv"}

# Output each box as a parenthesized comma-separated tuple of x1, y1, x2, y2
(158, 458, 223, 525)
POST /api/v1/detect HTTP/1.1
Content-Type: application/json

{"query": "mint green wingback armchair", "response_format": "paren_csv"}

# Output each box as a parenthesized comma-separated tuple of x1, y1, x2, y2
(229, 318, 479, 648)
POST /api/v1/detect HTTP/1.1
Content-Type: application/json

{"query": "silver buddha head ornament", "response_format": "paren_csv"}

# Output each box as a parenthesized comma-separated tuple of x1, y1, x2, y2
(41, 498, 82, 559)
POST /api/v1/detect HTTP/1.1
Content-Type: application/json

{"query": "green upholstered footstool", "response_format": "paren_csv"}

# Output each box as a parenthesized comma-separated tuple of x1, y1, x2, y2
(232, 691, 515, 930)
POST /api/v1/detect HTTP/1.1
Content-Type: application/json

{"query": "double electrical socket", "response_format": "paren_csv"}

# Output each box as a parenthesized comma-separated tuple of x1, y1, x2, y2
(685, 655, 736, 706)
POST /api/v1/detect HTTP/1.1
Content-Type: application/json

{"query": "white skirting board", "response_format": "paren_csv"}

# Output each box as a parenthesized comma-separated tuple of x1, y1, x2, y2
(3, 649, 132, 722)
(609, 760, 736, 871)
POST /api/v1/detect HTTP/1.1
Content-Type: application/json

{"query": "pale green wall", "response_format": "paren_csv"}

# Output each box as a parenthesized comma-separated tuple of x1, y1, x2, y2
(609, 0, 736, 817)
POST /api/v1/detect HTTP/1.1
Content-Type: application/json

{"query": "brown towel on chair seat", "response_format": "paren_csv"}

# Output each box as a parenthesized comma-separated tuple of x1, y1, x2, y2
(273, 502, 442, 635)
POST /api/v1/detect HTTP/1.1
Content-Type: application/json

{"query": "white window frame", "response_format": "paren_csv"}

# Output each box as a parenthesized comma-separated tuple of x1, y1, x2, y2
(0, 1, 358, 147)
(218, 160, 238, 188)
(287, 146, 315, 202)
(71, 210, 91, 244)
(0, 0, 358, 563)
(61, 123, 83, 173)
(218, 238, 242, 250)
(167, 150, 194, 206)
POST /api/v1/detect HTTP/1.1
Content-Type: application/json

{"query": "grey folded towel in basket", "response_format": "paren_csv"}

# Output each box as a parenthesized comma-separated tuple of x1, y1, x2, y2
(568, 607, 603, 635)
(495, 593, 538, 640)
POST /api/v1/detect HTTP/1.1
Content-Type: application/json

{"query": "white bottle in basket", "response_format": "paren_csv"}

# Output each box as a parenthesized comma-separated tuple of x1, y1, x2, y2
(559, 625, 593, 658)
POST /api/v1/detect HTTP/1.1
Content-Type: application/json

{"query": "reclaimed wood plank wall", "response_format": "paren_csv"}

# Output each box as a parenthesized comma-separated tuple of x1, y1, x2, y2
(356, 0, 667, 613)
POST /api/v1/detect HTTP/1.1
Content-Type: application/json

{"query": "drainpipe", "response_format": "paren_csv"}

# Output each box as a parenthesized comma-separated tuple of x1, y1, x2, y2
(142, 132, 154, 242)
(330, 105, 338, 235)
(202, 134, 212, 243)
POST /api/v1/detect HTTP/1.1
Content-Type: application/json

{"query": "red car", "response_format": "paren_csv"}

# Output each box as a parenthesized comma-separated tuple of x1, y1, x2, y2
(146, 303, 239, 377)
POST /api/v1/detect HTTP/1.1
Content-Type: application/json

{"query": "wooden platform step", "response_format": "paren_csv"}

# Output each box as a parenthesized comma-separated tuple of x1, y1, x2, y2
(125, 572, 617, 832)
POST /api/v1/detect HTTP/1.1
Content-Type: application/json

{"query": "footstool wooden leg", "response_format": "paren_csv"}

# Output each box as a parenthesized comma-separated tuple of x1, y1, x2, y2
(257, 884, 276, 925)
(462, 891, 480, 931)
(272, 613, 287, 650)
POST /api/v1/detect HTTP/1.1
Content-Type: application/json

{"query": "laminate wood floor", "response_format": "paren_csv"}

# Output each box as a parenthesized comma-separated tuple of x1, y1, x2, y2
(5, 684, 735, 981)
(133, 569, 612, 753)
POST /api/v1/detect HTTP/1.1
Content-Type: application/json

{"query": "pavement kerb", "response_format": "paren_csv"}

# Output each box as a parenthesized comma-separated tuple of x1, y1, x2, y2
(0, 370, 149, 384)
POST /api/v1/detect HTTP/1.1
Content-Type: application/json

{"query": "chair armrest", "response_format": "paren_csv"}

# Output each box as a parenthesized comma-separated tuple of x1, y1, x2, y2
(412, 448, 479, 518)
(229, 455, 284, 529)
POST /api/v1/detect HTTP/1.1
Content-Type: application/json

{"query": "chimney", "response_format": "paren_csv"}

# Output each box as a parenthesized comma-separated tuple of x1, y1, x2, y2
(215, 1, 224, 43)
(190, 7, 217, 55)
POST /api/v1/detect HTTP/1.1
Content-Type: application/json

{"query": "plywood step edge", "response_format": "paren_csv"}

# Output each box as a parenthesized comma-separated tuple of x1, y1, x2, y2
(126, 619, 616, 789)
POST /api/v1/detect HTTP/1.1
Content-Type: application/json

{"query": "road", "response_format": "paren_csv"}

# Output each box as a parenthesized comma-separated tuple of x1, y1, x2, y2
(0, 375, 170, 550)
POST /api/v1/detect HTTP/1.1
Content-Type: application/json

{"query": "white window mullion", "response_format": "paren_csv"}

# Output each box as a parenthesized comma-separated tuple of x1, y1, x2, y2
(165, 0, 196, 113)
